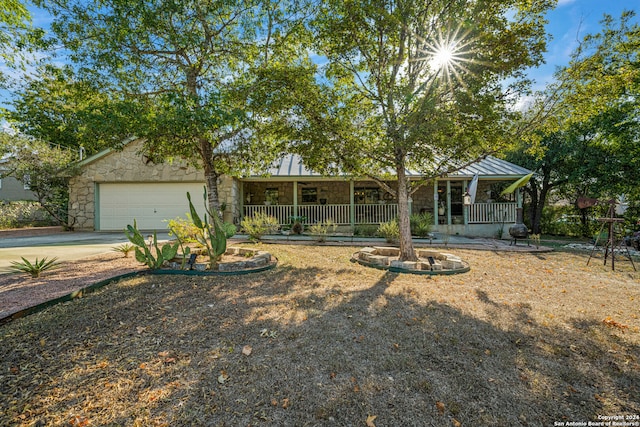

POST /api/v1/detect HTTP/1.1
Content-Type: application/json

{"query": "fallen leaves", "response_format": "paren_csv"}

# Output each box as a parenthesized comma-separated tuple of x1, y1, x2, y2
(436, 401, 445, 415)
(366, 414, 377, 427)
(242, 345, 252, 356)
(603, 316, 628, 331)
(69, 415, 90, 426)
(271, 398, 290, 409)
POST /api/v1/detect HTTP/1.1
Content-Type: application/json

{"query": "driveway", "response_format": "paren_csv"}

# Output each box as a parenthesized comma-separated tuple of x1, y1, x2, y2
(0, 230, 170, 272)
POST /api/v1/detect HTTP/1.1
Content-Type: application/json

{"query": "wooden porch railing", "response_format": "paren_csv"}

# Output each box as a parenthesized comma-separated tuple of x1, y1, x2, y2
(468, 203, 516, 224)
(354, 203, 398, 224)
(243, 205, 294, 225)
(243, 203, 398, 225)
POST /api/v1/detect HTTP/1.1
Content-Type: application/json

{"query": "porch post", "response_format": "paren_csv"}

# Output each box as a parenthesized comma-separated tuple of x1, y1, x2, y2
(349, 180, 355, 228)
(446, 180, 451, 225)
(240, 181, 245, 223)
(463, 180, 468, 226)
(293, 181, 298, 218)
(516, 188, 522, 208)
(433, 180, 438, 226)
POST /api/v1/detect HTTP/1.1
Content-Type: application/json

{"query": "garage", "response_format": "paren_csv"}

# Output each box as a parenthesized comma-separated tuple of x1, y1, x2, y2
(97, 182, 207, 231)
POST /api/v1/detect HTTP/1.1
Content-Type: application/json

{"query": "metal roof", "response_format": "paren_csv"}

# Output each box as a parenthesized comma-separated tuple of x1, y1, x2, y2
(258, 154, 531, 179)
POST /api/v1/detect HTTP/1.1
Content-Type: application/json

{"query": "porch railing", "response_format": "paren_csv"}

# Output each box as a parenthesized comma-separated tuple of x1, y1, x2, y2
(468, 203, 516, 224)
(243, 203, 398, 226)
(243, 205, 294, 225)
(354, 203, 398, 224)
(298, 204, 351, 225)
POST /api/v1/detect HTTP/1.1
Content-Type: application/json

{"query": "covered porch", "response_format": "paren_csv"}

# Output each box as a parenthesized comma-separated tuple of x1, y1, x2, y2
(241, 178, 520, 236)
(236, 154, 529, 238)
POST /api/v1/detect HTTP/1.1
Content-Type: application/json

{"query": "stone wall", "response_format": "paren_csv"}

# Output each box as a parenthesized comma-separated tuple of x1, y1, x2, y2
(68, 139, 210, 230)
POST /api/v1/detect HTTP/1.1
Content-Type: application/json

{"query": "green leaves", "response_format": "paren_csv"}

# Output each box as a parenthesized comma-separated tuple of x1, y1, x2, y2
(186, 188, 228, 269)
(125, 220, 178, 270)
(9, 256, 61, 278)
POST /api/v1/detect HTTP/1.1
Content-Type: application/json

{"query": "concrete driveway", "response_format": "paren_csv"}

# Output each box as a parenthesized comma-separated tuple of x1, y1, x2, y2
(0, 231, 170, 272)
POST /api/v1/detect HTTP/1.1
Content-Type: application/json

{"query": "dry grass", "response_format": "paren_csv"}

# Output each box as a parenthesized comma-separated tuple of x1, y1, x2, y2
(1, 244, 639, 426)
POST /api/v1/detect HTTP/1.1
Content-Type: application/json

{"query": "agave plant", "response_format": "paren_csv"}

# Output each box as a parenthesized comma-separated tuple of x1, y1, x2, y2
(9, 257, 62, 278)
(112, 243, 135, 258)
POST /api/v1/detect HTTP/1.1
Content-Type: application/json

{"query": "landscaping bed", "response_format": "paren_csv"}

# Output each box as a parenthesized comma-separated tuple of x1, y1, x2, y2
(1, 245, 639, 426)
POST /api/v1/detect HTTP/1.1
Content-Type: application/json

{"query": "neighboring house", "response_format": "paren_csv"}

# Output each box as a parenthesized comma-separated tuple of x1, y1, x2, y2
(68, 138, 531, 237)
(0, 159, 36, 202)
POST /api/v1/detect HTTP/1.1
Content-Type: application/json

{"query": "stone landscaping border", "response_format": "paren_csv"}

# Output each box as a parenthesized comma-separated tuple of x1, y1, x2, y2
(351, 246, 471, 275)
(0, 250, 277, 327)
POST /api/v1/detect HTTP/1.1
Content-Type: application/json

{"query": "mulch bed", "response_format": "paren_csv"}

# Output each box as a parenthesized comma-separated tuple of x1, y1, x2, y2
(0, 244, 639, 426)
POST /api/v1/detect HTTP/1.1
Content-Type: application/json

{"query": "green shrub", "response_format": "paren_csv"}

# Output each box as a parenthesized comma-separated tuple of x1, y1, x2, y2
(0, 201, 54, 229)
(354, 224, 378, 237)
(221, 221, 237, 238)
(377, 219, 399, 243)
(540, 205, 598, 237)
(309, 219, 338, 242)
(410, 212, 434, 237)
(241, 212, 280, 241)
(168, 214, 236, 242)
(166, 214, 200, 243)
(9, 256, 62, 278)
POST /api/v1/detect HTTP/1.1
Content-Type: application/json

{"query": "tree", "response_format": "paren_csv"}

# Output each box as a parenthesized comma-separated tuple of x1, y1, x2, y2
(0, 0, 29, 86)
(38, 0, 314, 215)
(1, 136, 79, 229)
(289, 0, 553, 260)
(8, 65, 142, 156)
(509, 11, 640, 234)
(554, 11, 639, 129)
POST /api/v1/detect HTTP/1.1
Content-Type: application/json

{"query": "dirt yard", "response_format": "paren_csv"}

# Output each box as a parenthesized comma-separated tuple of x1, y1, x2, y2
(1, 244, 638, 426)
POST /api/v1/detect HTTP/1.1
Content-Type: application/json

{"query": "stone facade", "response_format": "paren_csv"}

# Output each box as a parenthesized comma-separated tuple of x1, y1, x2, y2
(68, 139, 237, 230)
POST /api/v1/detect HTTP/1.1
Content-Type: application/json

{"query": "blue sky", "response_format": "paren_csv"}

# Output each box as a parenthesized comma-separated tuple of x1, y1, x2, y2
(527, 0, 638, 91)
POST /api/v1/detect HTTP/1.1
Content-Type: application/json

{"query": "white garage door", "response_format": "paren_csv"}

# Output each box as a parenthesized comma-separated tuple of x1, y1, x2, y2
(98, 183, 207, 231)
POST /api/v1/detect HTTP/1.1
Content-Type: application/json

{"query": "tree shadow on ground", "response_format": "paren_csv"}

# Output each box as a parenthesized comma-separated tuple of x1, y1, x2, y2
(0, 254, 638, 426)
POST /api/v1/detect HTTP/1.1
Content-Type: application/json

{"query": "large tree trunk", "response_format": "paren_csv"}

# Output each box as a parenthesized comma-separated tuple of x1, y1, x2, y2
(200, 138, 222, 216)
(397, 167, 417, 262)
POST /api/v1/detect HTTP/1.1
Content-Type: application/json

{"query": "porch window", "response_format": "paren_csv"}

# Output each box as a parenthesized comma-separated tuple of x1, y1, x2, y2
(354, 187, 380, 204)
(264, 188, 279, 205)
(301, 187, 317, 203)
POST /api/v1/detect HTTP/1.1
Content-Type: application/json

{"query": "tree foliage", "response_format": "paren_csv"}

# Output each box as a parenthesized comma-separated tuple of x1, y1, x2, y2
(8, 65, 142, 155)
(510, 11, 640, 234)
(37, 0, 315, 214)
(0, 0, 29, 85)
(1, 136, 79, 229)
(289, 0, 554, 260)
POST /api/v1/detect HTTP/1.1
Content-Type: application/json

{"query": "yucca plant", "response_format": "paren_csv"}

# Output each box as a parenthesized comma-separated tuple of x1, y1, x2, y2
(9, 257, 62, 278)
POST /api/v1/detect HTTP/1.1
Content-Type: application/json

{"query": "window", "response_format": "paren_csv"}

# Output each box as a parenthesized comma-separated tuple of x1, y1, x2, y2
(301, 187, 317, 203)
(264, 188, 279, 205)
(354, 187, 380, 204)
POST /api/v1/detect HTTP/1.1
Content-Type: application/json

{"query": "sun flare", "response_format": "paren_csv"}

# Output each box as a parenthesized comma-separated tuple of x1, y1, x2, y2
(419, 25, 476, 89)
(430, 44, 456, 70)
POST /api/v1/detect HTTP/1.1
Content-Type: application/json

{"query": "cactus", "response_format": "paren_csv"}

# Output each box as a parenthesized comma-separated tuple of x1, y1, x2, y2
(125, 220, 179, 269)
(186, 188, 227, 269)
